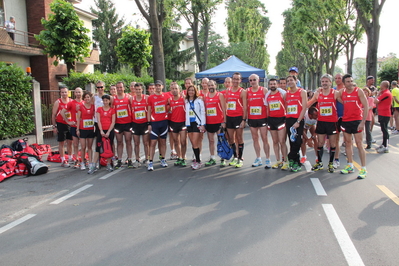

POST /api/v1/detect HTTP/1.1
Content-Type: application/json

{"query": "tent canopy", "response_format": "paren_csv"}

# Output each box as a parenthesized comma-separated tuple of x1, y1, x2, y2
(195, 55, 266, 83)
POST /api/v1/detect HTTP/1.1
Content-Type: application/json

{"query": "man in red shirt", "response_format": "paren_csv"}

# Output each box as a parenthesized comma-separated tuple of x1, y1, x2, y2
(374, 81, 392, 153)
(337, 74, 368, 179)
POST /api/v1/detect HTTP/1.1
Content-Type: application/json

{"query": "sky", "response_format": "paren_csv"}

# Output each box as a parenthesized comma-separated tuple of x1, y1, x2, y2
(78, 0, 399, 75)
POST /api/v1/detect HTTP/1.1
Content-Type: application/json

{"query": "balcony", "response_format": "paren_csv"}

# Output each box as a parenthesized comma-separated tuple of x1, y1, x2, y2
(0, 27, 43, 56)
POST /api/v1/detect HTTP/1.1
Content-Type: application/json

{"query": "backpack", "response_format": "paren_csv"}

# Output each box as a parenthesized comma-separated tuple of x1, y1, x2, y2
(11, 138, 28, 152)
(217, 127, 233, 160)
(100, 137, 114, 158)
(47, 151, 69, 163)
(0, 156, 17, 182)
(0, 144, 14, 157)
(15, 153, 48, 176)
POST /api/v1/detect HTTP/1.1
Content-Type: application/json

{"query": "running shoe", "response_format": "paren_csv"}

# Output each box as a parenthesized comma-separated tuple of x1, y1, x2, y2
(220, 160, 226, 167)
(180, 159, 187, 167)
(205, 158, 217, 166)
(106, 164, 113, 172)
(61, 160, 70, 168)
(235, 159, 243, 168)
(365, 145, 371, 149)
(311, 162, 323, 171)
(300, 156, 306, 164)
(333, 159, 340, 169)
(291, 162, 301, 172)
(357, 168, 367, 179)
(192, 162, 202, 170)
(328, 162, 334, 173)
(289, 127, 297, 142)
(87, 165, 96, 174)
(229, 158, 238, 166)
(264, 159, 272, 169)
(392, 129, 399, 135)
(160, 159, 168, 167)
(73, 160, 80, 169)
(376, 145, 388, 154)
(340, 165, 354, 174)
(281, 161, 290, 171)
(252, 158, 263, 167)
(133, 160, 141, 168)
(114, 160, 122, 169)
(289, 159, 294, 168)
(127, 159, 134, 168)
(147, 161, 154, 171)
(170, 152, 178, 160)
(68, 158, 74, 165)
(272, 161, 282, 169)
(174, 158, 182, 166)
(80, 162, 86, 171)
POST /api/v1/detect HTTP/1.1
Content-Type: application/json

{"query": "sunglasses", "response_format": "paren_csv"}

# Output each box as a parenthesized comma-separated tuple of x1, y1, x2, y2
(97, 86, 104, 89)
(249, 79, 257, 82)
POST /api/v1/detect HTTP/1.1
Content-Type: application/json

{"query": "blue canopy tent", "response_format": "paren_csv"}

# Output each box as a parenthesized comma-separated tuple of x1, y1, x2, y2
(195, 55, 266, 83)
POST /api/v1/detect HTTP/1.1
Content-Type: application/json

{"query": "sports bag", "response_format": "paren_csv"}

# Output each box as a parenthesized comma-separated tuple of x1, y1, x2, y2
(0, 144, 14, 157)
(217, 127, 233, 160)
(0, 156, 17, 182)
(47, 151, 69, 163)
(11, 138, 28, 152)
(15, 153, 48, 176)
(100, 137, 114, 158)
(14, 163, 29, 176)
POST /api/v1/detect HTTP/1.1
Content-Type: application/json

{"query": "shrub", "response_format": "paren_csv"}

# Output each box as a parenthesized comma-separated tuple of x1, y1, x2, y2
(0, 62, 34, 140)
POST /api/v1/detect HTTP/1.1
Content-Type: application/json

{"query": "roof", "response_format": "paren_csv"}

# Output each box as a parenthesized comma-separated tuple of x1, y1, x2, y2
(195, 55, 266, 83)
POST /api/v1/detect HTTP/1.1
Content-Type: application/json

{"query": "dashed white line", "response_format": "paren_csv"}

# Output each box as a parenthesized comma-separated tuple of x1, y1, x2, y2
(99, 168, 123, 180)
(0, 214, 36, 235)
(50, 184, 93, 205)
(310, 178, 327, 196)
(322, 204, 365, 266)
(303, 160, 312, 172)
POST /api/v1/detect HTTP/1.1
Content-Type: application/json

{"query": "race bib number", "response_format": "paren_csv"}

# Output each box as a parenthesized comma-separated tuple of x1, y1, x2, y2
(135, 110, 146, 120)
(207, 107, 217, 116)
(65, 112, 71, 120)
(250, 106, 262, 115)
(189, 110, 195, 118)
(227, 101, 236, 110)
(117, 109, 128, 118)
(155, 105, 165, 114)
(287, 105, 298, 115)
(83, 119, 94, 128)
(269, 101, 280, 111)
(320, 106, 332, 116)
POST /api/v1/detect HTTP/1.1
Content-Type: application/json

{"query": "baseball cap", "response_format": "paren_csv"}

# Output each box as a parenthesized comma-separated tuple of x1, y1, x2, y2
(155, 80, 163, 85)
(367, 76, 374, 80)
(289, 67, 299, 73)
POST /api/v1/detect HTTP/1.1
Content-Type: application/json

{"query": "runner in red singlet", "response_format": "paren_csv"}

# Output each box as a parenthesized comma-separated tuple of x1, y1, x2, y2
(51, 86, 72, 167)
(337, 74, 368, 179)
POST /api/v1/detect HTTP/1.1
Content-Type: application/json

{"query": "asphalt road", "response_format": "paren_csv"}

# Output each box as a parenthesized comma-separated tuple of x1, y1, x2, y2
(1, 126, 399, 265)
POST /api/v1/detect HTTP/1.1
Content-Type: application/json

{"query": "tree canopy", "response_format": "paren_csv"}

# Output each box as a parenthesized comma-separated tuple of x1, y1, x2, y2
(35, 0, 91, 75)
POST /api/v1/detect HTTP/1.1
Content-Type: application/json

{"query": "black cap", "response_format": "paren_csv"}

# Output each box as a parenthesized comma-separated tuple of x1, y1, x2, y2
(367, 76, 374, 80)
(155, 80, 163, 85)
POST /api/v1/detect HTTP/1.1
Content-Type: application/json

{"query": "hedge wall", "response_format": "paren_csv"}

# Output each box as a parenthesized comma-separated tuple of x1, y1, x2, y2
(0, 62, 34, 140)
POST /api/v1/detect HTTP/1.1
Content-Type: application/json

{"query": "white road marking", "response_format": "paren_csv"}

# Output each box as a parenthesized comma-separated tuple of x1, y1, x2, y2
(322, 204, 365, 266)
(304, 160, 312, 172)
(99, 168, 123, 180)
(50, 184, 93, 205)
(310, 178, 327, 196)
(0, 214, 36, 235)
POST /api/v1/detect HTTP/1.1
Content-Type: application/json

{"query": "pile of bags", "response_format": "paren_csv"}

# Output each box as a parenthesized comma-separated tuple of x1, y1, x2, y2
(0, 138, 51, 182)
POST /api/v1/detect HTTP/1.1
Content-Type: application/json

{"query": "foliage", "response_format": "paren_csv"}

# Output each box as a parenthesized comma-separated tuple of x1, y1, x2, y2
(35, 0, 91, 75)
(226, 0, 271, 70)
(91, 0, 125, 73)
(378, 56, 399, 83)
(62, 71, 177, 93)
(0, 62, 34, 140)
(115, 26, 152, 77)
(174, 0, 222, 71)
(352, 57, 366, 87)
(162, 28, 195, 80)
(203, 31, 230, 69)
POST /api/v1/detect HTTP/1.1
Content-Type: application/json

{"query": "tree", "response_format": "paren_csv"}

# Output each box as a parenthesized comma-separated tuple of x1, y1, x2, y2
(91, 0, 125, 73)
(354, 0, 387, 78)
(162, 28, 195, 80)
(134, 0, 172, 82)
(174, 0, 222, 71)
(352, 57, 367, 86)
(115, 26, 152, 77)
(35, 0, 91, 75)
(378, 55, 399, 82)
(200, 30, 229, 69)
(226, 0, 271, 70)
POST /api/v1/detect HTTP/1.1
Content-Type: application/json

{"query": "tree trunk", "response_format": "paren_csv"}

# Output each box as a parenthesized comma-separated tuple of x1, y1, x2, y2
(66, 62, 75, 77)
(149, 3, 165, 84)
(366, 22, 380, 79)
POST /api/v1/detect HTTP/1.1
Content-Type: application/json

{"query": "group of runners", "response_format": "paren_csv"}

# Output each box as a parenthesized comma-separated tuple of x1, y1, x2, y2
(51, 70, 397, 179)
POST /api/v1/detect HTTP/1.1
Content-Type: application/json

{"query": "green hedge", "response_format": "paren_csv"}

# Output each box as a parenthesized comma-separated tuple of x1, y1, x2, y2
(0, 62, 34, 140)
(62, 71, 180, 93)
